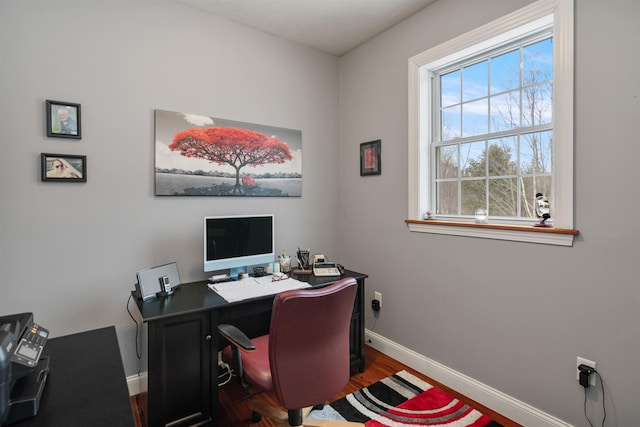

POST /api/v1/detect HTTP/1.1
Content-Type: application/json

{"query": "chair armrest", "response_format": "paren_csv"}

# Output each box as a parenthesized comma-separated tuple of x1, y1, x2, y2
(218, 324, 256, 352)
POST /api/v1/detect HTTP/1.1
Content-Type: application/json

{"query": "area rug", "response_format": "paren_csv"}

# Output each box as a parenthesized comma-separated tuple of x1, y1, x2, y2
(308, 370, 503, 426)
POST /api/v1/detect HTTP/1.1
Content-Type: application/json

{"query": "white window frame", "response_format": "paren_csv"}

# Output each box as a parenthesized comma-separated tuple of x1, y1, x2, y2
(407, 0, 575, 246)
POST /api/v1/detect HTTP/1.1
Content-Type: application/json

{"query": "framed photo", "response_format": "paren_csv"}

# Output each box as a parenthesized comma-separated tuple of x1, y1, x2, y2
(41, 153, 87, 182)
(46, 100, 81, 139)
(360, 140, 381, 176)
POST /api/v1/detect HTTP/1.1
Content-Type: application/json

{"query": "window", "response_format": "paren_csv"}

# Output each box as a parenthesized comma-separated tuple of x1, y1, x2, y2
(408, 0, 575, 245)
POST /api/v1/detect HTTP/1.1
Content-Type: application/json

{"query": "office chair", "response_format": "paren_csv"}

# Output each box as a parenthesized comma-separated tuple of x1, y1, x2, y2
(218, 277, 362, 427)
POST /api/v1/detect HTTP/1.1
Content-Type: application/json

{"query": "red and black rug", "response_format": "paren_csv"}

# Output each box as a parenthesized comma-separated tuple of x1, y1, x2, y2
(308, 370, 503, 426)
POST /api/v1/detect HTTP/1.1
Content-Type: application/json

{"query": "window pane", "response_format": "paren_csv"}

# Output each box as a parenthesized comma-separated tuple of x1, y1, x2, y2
(490, 49, 520, 94)
(441, 105, 461, 140)
(460, 141, 486, 177)
(488, 178, 518, 216)
(490, 90, 520, 132)
(523, 38, 553, 84)
(520, 131, 552, 174)
(522, 38, 553, 128)
(461, 179, 486, 215)
(522, 82, 552, 126)
(462, 98, 488, 137)
(519, 176, 552, 218)
(436, 145, 458, 179)
(436, 181, 458, 215)
(441, 70, 461, 107)
(487, 137, 517, 177)
(463, 61, 488, 102)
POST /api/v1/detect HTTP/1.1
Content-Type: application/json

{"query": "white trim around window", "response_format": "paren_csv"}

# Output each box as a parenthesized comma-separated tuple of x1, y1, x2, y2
(407, 0, 576, 246)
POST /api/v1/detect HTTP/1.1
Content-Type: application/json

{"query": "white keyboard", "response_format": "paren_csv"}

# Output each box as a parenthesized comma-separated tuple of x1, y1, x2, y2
(212, 280, 248, 292)
(209, 276, 310, 302)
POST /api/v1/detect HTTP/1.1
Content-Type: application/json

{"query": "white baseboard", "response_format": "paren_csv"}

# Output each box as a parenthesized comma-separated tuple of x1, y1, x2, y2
(127, 372, 147, 396)
(365, 329, 573, 427)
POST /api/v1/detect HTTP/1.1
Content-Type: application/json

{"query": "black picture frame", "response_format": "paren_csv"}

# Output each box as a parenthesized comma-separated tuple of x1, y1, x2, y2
(360, 140, 381, 176)
(41, 153, 87, 182)
(46, 100, 81, 139)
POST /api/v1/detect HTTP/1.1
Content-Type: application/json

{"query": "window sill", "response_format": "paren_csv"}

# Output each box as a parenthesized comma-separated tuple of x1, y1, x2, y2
(405, 219, 579, 246)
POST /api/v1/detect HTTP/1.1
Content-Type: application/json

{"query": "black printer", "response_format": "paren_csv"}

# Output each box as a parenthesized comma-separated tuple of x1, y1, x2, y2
(0, 313, 49, 426)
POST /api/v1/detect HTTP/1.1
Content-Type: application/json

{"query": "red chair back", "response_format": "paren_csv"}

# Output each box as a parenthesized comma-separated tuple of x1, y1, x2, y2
(268, 278, 357, 409)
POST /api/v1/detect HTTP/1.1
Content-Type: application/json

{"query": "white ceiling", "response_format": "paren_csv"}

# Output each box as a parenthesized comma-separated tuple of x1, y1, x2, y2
(175, 0, 437, 56)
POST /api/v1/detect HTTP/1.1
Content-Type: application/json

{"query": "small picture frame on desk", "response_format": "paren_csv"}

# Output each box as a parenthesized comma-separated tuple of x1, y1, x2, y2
(360, 140, 381, 176)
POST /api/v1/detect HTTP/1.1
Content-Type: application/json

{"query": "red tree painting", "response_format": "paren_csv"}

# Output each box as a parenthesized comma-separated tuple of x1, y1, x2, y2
(169, 126, 293, 194)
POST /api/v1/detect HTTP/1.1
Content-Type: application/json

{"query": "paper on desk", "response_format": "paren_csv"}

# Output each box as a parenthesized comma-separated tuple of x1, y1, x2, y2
(208, 276, 311, 302)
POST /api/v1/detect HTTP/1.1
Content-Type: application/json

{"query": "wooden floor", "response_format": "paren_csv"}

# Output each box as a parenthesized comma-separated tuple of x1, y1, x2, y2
(130, 345, 522, 427)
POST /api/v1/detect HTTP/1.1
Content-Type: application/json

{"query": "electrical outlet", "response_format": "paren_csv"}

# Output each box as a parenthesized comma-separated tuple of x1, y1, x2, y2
(577, 356, 596, 387)
(374, 291, 382, 309)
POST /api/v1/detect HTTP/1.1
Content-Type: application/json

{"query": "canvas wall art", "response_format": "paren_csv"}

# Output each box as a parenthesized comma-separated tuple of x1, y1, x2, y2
(155, 109, 302, 197)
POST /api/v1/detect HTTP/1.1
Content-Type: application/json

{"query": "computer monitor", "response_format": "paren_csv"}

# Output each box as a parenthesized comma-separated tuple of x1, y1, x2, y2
(204, 214, 274, 277)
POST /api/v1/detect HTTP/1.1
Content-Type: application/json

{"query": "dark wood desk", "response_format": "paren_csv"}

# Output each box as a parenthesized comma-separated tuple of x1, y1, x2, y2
(13, 326, 135, 427)
(135, 270, 367, 427)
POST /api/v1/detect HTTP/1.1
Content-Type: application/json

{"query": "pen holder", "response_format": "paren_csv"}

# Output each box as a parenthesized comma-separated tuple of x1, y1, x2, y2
(279, 256, 291, 273)
(297, 250, 310, 270)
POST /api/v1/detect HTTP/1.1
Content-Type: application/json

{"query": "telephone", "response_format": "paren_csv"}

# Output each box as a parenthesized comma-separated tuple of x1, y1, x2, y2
(312, 262, 344, 277)
(311, 254, 326, 265)
(309, 254, 345, 276)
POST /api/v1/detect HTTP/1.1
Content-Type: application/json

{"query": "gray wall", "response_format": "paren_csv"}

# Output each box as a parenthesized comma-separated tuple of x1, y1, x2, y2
(0, 1, 340, 376)
(2, 0, 639, 426)
(339, 0, 640, 426)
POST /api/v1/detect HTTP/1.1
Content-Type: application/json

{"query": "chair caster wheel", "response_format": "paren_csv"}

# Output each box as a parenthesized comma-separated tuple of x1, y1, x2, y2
(250, 411, 262, 423)
(312, 403, 324, 411)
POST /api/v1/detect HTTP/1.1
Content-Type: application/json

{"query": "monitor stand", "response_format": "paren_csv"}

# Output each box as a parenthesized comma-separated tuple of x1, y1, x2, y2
(229, 267, 246, 280)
